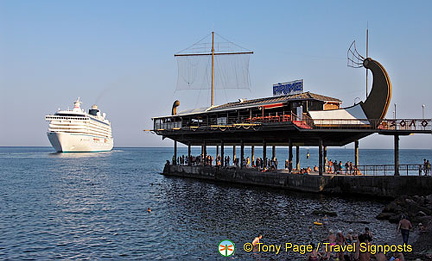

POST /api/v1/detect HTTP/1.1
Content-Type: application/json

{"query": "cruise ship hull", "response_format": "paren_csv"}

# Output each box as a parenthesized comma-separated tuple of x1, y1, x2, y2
(47, 132, 113, 152)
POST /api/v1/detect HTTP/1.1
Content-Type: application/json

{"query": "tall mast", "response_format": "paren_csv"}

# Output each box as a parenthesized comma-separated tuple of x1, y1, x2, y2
(211, 32, 215, 106)
(174, 32, 253, 107)
(365, 26, 369, 99)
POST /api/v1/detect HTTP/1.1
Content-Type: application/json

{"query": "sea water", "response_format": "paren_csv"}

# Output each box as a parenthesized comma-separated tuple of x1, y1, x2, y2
(0, 147, 431, 260)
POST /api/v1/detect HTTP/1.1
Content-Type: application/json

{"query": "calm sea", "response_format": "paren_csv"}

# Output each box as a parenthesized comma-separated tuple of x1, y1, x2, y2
(0, 147, 431, 260)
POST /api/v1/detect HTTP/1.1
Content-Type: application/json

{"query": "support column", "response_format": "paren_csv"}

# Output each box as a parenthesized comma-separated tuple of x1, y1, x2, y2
(324, 146, 327, 162)
(240, 140, 245, 169)
(354, 140, 359, 167)
(216, 145, 219, 166)
(272, 145, 276, 159)
(221, 141, 224, 167)
(324, 146, 327, 173)
(173, 140, 177, 165)
(251, 145, 255, 163)
(289, 139, 293, 172)
(319, 139, 323, 175)
(203, 141, 207, 166)
(263, 140, 267, 168)
(296, 145, 300, 170)
(394, 135, 400, 176)
(289, 140, 293, 161)
(187, 142, 191, 166)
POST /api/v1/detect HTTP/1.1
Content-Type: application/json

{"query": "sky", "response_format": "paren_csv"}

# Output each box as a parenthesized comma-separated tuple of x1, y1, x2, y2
(1, 0, 431, 149)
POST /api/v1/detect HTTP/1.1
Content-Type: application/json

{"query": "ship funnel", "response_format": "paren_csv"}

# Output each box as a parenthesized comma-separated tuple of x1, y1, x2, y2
(89, 104, 100, 116)
(172, 100, 180, 115)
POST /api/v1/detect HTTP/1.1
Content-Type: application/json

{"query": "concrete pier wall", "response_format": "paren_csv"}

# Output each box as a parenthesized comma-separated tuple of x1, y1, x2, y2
(163, 165, 432, 198)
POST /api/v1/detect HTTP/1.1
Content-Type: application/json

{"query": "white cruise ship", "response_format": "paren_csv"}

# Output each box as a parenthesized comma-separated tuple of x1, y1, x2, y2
(45, 98, 114, 152)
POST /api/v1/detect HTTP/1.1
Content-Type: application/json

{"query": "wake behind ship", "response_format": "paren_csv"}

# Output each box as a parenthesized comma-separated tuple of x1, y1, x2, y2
(45, 98, 113, 152)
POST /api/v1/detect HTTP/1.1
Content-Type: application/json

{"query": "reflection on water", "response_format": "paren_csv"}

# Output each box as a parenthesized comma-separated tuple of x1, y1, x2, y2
(0, 147, 417, 260)
(49, 150, 114, 158)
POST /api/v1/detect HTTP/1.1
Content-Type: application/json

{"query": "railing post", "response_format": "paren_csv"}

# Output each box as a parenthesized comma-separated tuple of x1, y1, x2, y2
(221, 141, 224, 167)
(173, 140, 177, 166)
(318, 139, 323, 175)
(263, 140, 267, 168)
(354, 140, 359, 168)
(394, 135, 400, 176)
(240, 140, 244, 169)
(188, 142, 191, 166)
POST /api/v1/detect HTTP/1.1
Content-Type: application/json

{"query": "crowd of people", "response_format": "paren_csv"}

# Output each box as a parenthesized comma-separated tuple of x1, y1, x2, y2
(171, 154, 280, 170)
(170, 154, 364, 175)
(325, 159, 362, 175)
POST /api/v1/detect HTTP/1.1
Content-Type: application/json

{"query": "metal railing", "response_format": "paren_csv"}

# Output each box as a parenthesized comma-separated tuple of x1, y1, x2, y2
(154, 114, 432, 133)
(350, 164, 426, 176)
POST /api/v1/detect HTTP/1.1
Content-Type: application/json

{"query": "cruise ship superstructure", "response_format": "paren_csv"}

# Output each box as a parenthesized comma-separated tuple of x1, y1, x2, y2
(45, 98, 113, 152)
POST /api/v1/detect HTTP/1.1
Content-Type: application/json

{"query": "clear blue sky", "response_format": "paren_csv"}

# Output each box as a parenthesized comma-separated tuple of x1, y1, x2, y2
(1, 0, 431, 148)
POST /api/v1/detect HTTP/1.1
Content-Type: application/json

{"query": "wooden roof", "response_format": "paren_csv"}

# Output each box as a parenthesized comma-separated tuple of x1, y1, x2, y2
(206, 91, 342, 112)
(153, 91, 342, 118)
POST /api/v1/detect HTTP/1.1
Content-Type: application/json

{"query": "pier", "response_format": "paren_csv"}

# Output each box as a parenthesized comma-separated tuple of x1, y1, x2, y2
(151, 53, 432, 197)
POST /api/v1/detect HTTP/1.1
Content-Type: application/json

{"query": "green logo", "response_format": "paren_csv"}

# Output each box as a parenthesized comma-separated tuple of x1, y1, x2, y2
(218, 239, 235, 257)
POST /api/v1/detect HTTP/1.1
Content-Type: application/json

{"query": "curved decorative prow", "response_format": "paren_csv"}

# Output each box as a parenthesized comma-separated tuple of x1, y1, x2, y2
(360, 58, 392, 125)
(172, 100, 180, 115)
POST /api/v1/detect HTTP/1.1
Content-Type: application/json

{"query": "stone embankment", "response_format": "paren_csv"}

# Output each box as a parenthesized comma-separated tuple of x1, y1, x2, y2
(163, 164, 432, 198)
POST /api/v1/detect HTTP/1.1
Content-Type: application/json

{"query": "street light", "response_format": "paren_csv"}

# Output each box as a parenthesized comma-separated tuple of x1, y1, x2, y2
(394, 103, 397, 119)
(422, 104, 425, 119)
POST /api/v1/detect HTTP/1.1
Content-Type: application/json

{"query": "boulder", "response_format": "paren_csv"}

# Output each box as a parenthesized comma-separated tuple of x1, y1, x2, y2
(389, 214, 402, 224)
(376, 212, 394, 220)
(416, 211, 427, 217)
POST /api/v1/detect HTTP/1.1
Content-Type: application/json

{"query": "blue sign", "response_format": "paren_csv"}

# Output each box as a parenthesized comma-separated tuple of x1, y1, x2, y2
(273, 79, 303, 96)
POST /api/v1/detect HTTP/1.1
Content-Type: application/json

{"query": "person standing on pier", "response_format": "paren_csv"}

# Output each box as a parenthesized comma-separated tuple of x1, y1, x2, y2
(398, 215, 413, 244)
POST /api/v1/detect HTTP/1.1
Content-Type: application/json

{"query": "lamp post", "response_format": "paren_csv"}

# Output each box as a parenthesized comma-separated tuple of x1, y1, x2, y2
(394, 103, 397, 119)
(422, 104, 425, 119)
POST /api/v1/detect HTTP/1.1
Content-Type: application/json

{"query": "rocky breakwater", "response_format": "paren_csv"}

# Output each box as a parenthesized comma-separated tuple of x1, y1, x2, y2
(377, 194, 432, 260)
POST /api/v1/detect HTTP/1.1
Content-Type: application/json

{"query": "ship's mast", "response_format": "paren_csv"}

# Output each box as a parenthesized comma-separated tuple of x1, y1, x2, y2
(174, 32, 253, 107)
(365, 26, 369, 99)
(211, 32, 215, 106)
